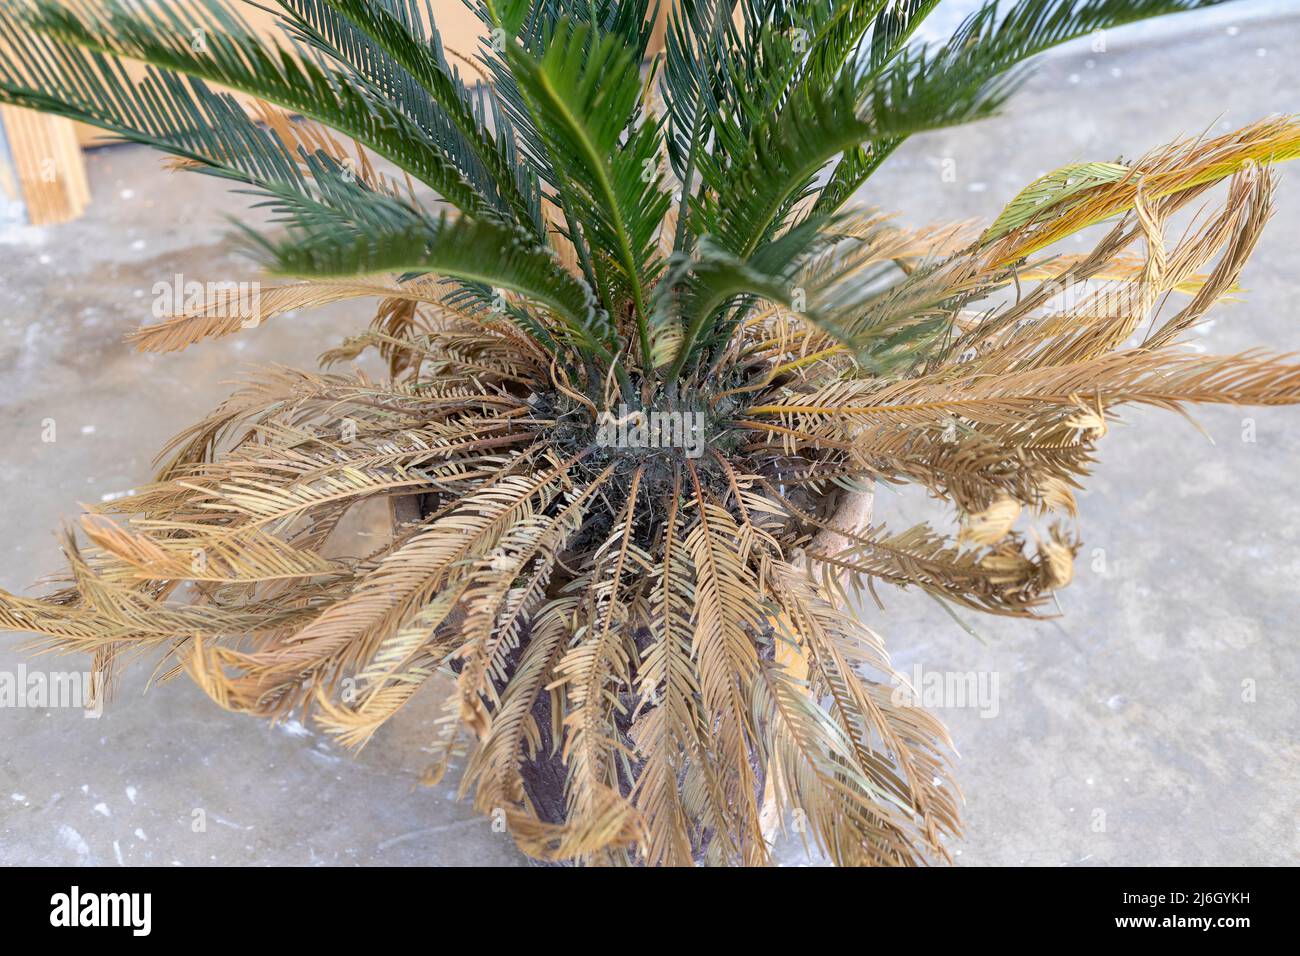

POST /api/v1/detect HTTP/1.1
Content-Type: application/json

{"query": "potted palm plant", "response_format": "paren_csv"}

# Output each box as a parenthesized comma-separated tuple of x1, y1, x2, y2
(1, 0, 1297, 865)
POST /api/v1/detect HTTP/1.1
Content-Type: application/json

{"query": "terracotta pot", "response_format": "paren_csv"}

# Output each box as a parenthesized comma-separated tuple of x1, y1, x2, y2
(806, 488, 874, 568)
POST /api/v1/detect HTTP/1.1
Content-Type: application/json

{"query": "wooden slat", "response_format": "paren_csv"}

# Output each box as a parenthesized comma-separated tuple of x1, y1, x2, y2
(0, 107, 91, 225)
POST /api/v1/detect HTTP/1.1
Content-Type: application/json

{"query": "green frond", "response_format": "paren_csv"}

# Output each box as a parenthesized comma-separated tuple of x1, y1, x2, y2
(657, 236, 812, 380)
(11, 0, 492, 214)
(247, 204, 614, 360)
(277, 0, 541, 229)
(983, 161, 1132, 242)
(0, 17, 309, 195)
(506, 18, 671, 363)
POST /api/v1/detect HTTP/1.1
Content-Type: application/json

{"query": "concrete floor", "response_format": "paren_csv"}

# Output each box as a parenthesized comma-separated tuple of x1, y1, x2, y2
(1, 6, 1297, 866)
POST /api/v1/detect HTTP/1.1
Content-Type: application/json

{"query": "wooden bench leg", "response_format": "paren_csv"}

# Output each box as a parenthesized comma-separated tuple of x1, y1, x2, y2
(0, 106, 91, 226)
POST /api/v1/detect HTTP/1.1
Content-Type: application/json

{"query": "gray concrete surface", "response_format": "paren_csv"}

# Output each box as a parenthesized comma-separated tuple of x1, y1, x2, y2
(1, 7, 1297, 866)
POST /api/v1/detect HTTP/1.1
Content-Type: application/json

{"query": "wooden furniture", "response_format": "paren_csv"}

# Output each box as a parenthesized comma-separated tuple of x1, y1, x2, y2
(0, 108, 90, 226)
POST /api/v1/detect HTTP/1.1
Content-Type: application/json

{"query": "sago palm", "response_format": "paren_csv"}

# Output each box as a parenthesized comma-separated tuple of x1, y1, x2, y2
(1, 0, 1297, 865)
